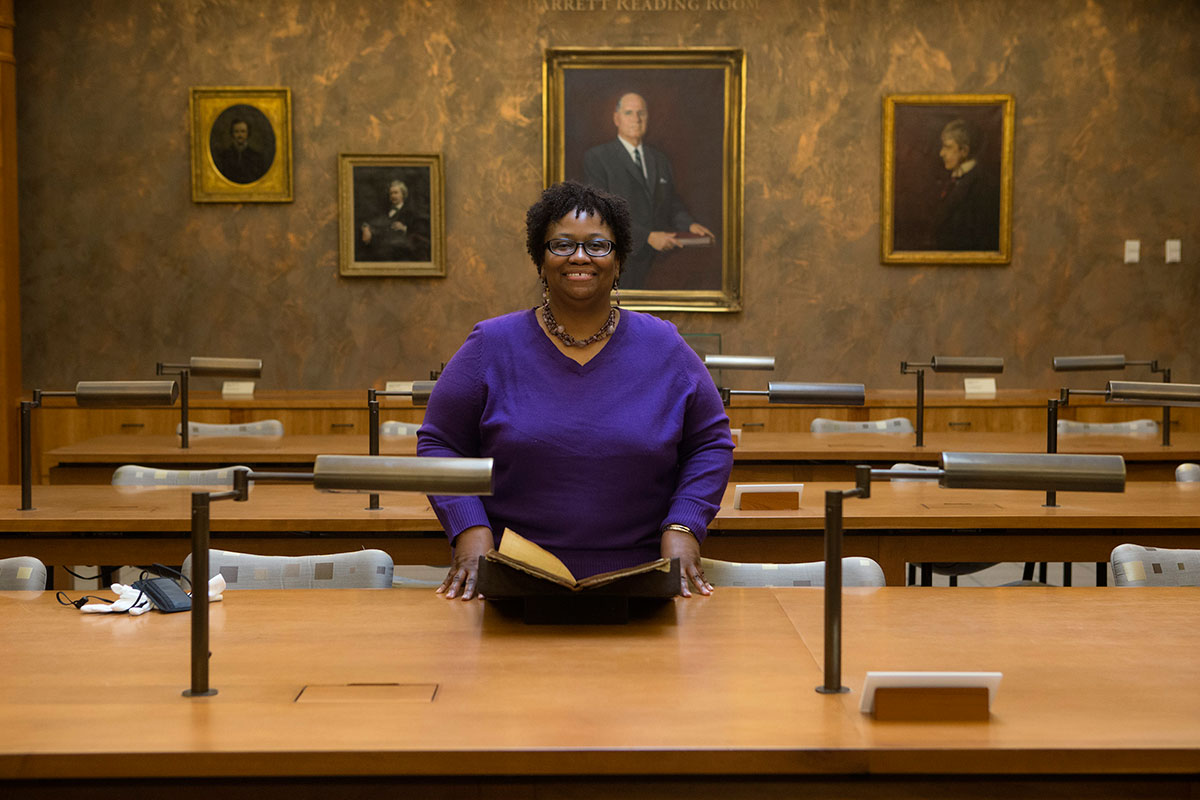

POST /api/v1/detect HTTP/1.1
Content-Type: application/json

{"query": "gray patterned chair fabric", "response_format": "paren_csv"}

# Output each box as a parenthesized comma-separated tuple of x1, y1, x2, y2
(176, 419, 284, 437)
(811, 417, 914, 434)
(182, 549, 394, 589)
(1176, 463, 1200, 483)
(381, 420, 421, 437)
(0, 556, 47, 591)
(112, 464, 251, 487)
(700, 556, 885, 587)
(1111, 544, 1200, 587)
(1057, 418, 1157, 435)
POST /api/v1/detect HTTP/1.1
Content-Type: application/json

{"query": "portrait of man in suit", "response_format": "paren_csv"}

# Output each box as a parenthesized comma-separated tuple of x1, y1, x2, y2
(885, 96, 1012, 262)
(582, 92, 715, 290)
(208, 104, 275, 186)
(354, 169, 432, 263)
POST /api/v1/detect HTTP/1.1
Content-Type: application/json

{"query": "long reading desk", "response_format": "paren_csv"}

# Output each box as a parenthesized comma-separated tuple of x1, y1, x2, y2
(3, 482, 1199, 586)
(0, 587, 1196, 798)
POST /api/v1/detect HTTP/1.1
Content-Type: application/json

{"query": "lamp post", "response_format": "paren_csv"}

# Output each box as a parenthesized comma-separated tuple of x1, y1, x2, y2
(183, 454, 493, 698)
(18, 381, 179, 510)
(900, 357, 1004, 447)
(156, 357, 263, 448)
(1053, 355, 1173, 444)
(366, 382, 436, 509)
(817, 451, 1125, 695)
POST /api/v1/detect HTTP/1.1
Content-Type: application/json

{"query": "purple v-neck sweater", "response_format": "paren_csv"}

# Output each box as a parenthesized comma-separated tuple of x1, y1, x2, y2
(417, 308, 734, 578)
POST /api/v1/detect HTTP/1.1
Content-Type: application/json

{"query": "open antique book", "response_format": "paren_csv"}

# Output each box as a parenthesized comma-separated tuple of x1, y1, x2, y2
(482, 529, 674, 592)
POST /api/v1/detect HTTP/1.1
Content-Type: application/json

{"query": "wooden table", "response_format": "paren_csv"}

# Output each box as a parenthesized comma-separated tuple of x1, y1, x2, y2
(0, 588, 1196, 798)
(45, 434, 418, 484)
(710, 480, 1200, 584)
(45, 431, 1200, 485)
(4, 482, 1199, 588)
(0, 484, 448, 568)
(730, 430, 1200, 481)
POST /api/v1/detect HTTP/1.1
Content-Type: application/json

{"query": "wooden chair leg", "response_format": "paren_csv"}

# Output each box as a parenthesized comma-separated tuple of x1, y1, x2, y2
(1023, 562, 1035, 581)
(948, 575, 958, 587)
(1063, 562, 1073, 587)
(907, 563, 916, 586)
(1037, 562, 1048, 583)
(920, 563, 933, 586)
(1096, 562, 1108, 586)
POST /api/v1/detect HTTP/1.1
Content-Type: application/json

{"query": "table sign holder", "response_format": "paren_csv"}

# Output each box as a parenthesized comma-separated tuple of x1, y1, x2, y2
(182, 454, 492, 698)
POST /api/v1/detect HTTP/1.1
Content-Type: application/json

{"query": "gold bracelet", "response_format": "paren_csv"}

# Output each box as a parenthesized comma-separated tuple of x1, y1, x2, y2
(661, 523, 696, 539)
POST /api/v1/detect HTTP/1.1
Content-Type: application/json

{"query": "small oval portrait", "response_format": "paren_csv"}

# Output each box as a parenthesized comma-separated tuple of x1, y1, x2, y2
(209, 104, 276, 185)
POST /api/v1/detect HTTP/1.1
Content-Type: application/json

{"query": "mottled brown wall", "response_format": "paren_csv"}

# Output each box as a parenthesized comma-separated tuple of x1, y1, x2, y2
(15, 0, 1200, 392)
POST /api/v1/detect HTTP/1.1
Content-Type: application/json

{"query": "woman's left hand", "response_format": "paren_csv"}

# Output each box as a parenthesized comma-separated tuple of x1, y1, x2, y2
(660, 528, 712, 598)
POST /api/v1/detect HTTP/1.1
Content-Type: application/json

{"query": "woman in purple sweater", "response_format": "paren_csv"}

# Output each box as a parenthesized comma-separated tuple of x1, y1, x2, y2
(418, 181, 734, 600)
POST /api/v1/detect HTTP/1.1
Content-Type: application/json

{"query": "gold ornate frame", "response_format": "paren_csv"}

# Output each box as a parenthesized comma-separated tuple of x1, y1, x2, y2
(189, 87, 293, 203)
(543, 48, 744, 312)
(882, 93, 1015, 264)
(337, 153, 446, 278)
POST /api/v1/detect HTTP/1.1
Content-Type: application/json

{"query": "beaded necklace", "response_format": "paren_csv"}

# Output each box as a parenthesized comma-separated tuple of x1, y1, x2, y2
(540, 301, 617, 348)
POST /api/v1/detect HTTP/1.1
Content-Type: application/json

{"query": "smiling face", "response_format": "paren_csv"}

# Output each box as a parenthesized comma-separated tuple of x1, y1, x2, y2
(613, 93, 648, 146)
(541, 209, 618, 310)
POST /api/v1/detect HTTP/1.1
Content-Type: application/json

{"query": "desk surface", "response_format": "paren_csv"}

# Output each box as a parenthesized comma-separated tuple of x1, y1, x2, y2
(732, 430, 1200, 461)
(1, 587, 1197, 790)
(46, 433, 417, 465)
(5, 482, 1200, 586)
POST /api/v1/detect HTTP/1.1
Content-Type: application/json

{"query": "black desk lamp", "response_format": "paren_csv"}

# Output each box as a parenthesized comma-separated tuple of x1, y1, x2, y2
(817, 452, 1126, 695)
(1053, 355, 1174, 444)
(18, 381, 179, 511)
(184, 453, 493, 698)
(366, 382, 436, 509)
(900, 357, 1004, 447)
(1045, 380, 1200, 506)
(156, 357, 263, 448)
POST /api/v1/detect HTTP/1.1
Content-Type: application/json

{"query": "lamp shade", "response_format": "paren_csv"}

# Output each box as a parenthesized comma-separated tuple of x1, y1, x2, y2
(187, 357, 263, 378)
(940, 452, 1125, 492)
(1052, 355, 1126, 371)
(312, 455, 493, 495)
(704, 355, 776, 371)
(410, 381, 437, 406)
(1106, 381, 1200, 407)
(929, 356, 1004, 373)
(768, 382, 866, 406)
(74, 380, 179, 407)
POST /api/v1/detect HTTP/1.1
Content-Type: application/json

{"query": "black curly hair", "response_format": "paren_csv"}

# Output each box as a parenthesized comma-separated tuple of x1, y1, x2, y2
(525, 181, 633, 275)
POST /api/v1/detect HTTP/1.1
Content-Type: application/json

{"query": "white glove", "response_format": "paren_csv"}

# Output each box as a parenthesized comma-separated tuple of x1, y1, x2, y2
(80, 583, 153, 615)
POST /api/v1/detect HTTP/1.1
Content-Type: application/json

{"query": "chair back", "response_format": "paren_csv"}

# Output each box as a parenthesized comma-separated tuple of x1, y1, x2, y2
(1056, 419, 1157, 435)
(381, 421, 421, 437)
(1111, 543, 1200, 587)
(1176, 463, 1200, 483)
(112, 464, 251, 487)
(700, 556, 885, 587)
(182, 548, 394, 589)
(811, 417, 914, 434)
(176, 419, 284, 437)
(0, 556, 47, 591)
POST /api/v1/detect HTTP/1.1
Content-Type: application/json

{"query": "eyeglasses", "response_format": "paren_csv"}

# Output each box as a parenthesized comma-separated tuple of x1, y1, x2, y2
(544, 238, 615, 258)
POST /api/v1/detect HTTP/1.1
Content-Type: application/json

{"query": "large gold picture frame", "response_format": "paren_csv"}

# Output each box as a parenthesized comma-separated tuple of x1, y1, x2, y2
(189, 87, 293, 203)
(337, 153, 445, 278)
(544, 48, 744, 312)
(882, 93, 1015, 264)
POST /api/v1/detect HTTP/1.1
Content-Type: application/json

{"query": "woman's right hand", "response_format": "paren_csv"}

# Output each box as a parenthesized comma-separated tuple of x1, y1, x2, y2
(437, 526, 493, 600)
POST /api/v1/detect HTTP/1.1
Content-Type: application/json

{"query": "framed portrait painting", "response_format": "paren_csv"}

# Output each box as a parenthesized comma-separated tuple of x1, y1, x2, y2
(190, 87, 293, 203)
(338, 153, 445, 277)
(881, 94, 1015, 264)
(544, 48, 744, 312)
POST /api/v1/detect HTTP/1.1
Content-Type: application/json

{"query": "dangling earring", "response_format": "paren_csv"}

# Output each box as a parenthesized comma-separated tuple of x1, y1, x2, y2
(612, 277, 621, 307)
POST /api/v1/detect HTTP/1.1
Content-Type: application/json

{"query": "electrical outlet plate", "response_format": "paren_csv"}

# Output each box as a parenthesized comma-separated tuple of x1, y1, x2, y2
(1166, 239, 1181, 264)
(1124, 240, 1140, 264)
